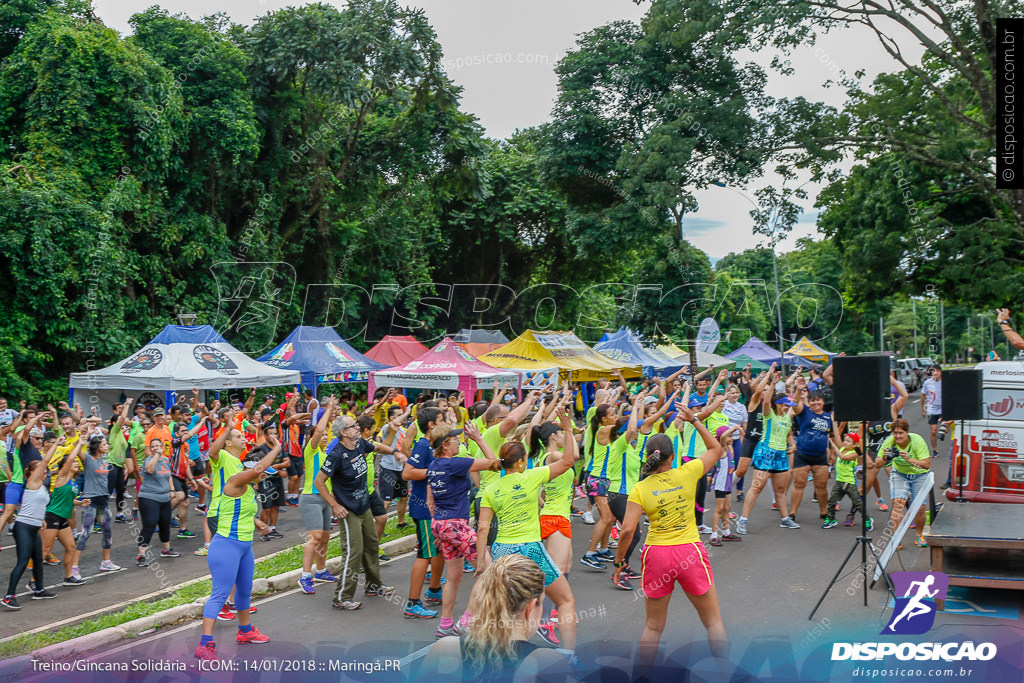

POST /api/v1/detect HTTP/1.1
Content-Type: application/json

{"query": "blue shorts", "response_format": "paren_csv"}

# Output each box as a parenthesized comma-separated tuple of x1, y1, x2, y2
(491, 541, 562, 587)
(4, 482, 24, 506)
(890, 470, 930, 502)
(752, 442, 789, 473)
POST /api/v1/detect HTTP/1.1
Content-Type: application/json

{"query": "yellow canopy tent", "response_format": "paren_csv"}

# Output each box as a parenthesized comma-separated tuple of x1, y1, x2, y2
(481, 330, 641, 381)
(655, 345, 736, 371)
(785, 336, 835, 364)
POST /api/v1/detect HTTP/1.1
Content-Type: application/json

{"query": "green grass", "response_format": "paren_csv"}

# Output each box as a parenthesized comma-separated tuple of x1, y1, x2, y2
(0, 520, 414, 660)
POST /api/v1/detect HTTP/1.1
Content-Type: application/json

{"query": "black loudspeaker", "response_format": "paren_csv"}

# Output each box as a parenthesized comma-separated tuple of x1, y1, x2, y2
(832, 355, 890, 422)
(942, 369, 983, 421)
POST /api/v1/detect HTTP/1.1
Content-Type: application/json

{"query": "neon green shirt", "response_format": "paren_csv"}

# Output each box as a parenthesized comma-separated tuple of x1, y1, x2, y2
(302, 441, 332, 495)
(764, 411, 792, 450)
(879, 433, 931, 476)
(481, 465, 550, 544)
(836, 448, 857, 484)
(540, 452, 574, 518)
(471, 423, 505, 492)
(210, 450, 245, 517)
(218, 485, 258, 542)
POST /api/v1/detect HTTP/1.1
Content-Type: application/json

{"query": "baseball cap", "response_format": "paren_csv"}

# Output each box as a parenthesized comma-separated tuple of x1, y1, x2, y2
(431, 428, 464, 449)
(774, 395, 797, 407)
(643, 395, 659, 405)
(847, 432, 860, 445)
(152, 407, 166, 416)
(715, 425, 732, 440)
(244, 461, 277, 476)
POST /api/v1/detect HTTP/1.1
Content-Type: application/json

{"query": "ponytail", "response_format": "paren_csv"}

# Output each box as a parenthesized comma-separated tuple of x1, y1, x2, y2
(463, 555, 545, 674)
(642, 433, 674, 475)
(498, 441, 527, 470)
(588, 404, 611, 459)
(528, 425, 545, 461)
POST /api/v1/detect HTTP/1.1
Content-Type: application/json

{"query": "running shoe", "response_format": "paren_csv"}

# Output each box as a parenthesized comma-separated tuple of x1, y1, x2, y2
(610, 526, 619, 540)
(63, 576, 86, 586)
(866, 518, 874, 532)
(195, 504, 208, 514)
(226, 602, 257, 614)
(313, 569, 339, 583)
(365, 585, 395, 597)
(379, 553, 392, 562)
(100, 560, 121, 572)
(606, 538, 618, 549)
(721, 533, 742, 542)
(267, 529, 284, 539)
(821, 518, 838, 529)
(729, 512, 737, 519)
(333, 600, 362, 610)
(424, 587, 443, 605)
(160, 548, 181, 557)
(579, 553, 604, 569)
(170, 518, 180, 528)
(216, 606, 235, 621)
(909, 522, 916, 529)
(259, 534, 272, 542)
(940, 481, 951, 490)
(697, 524, 713, 534)
(843, 513, 856, 527)
(434, 623, 463, 639)
(536, 621, 560, 646)
(915, 534, 927, 547)
(115, 514, 128, 523)
(44, 553, 60, 566)
(31, 589, 57, 600)
(621, 565, 642, 581)
(582, 510, 595, 524)
(611, 573, 633, 590)
(770, 502, 778, 511)
(93, 523, 101, 533)
(596, 548, 614, 562)
(708, 536, 722, 547)
(177, 529, 196, 538)
(403, 602, 438, 619)
(194, 642, 217, 660)
(463, 559, 474, 573)
(298, 576, 316, 595)
(194, 546, 208, 556)
(1, 596, 21, 610)
(780, 516, 800, 529)
(136, 555, 149, 567)
(236, 627, 270, 644)
(396, 521, 411, 528)
(735, 518, 748, 535)
(811, 496, 818, 502)
(550, 608, 558, 623)
(876, 499, 889, 511)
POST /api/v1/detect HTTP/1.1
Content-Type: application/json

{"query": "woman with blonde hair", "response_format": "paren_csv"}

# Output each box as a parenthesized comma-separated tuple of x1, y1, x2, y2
(420, 554, 570, 681)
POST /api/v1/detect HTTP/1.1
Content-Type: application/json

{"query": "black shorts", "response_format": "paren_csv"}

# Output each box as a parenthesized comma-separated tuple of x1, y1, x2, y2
(414, 518, 439, 560)
(172, 476, 188, 494)
(207, 515, 218, 535)
(257, 476, 285, 508)
(741, 439, 759, 461)
(369, 490, 387, 517)
(378, 468, 408, 502)
(793, 451, 829, 469)
(44, 512, 70, 530)
(714, 490, 730, 499)
(927, 414, 941, 425)
(472, 497, 498, 546)
(286, 454, 304, 477)
(190, 460, 206, 478)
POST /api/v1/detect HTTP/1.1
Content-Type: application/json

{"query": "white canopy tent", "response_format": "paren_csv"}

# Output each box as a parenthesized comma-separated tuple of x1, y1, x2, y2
(69, 325, 301, 415)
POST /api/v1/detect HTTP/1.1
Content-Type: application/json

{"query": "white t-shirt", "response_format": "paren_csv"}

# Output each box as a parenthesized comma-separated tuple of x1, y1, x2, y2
(922, 378, 942, 415)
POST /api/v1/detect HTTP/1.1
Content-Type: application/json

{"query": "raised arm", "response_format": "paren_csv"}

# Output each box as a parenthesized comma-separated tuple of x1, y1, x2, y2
(223, 433, 281, 497)
(891, 375, 909, 418)
(498, 390, 541, 439)
(676, 405, 723, 474)
(643, 389, 678, 429)
(546, 406, 579, 480)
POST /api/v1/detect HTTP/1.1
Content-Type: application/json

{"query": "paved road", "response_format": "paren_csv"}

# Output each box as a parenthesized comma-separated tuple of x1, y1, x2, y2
(0, 394, 982, 652)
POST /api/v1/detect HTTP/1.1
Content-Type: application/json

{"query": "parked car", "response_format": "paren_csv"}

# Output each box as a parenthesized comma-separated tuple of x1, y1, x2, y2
(897, 358, 921, 392)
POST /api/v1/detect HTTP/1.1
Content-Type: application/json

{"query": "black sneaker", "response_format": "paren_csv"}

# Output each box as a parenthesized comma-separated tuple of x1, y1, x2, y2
(1, 595, 21, 610)
(63, 576, 86, 586)
(32, 589, 57, 600)
(137, 555, 150, 567)
(267, 529, 284, 539)
(161, 548, 181, 558)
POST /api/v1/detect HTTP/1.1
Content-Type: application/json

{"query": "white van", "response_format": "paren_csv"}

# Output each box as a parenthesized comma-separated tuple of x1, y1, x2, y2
(948, 361, 1024, 503)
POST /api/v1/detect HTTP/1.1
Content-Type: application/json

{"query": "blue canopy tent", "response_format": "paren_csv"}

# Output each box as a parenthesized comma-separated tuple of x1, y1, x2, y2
(595, 328, 684, 377)
(258, 326, 388, 394)
(725, 336, 821, 371)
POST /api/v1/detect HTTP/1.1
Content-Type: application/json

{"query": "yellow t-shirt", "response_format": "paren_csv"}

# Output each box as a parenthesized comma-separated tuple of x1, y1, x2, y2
(627, 459, 704, 545)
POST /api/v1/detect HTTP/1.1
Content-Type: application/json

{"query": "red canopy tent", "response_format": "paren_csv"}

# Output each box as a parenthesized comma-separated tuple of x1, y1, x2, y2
(369, 337, 520, 396)
(363, 335, 429, 367)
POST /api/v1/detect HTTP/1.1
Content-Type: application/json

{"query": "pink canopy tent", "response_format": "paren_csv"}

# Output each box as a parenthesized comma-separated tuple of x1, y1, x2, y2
(363, 335, 429, 367)
(369, 337, 521, 396)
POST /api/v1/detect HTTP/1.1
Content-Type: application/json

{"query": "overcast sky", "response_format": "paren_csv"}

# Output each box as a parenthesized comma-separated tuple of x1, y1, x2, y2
(95, 0, 917, 260)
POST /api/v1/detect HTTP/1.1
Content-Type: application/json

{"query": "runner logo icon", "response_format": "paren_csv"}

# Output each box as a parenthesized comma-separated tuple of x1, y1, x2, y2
(883, 571, 948, 635)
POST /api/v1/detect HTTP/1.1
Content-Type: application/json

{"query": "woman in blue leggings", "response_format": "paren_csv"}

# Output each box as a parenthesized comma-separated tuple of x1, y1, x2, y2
(194, 427, 280, 661)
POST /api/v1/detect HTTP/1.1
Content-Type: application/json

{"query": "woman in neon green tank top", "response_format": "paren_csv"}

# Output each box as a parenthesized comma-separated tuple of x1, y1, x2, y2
(195, 430, 279, 661)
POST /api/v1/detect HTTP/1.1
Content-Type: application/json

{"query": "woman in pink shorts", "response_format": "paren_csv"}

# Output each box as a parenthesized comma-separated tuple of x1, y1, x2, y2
(612, 406, 728, 671)
(425, 422, 499, 639)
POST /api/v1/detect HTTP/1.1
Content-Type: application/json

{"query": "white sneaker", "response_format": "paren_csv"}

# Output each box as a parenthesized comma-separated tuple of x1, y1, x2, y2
(582, 510, 595, 525)
(698, 524, 713, 534)
(606, 538, 618, 549)
(100, 561, 121, 572)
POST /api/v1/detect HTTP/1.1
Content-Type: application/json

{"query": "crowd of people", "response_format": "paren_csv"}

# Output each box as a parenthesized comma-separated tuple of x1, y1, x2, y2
(0, 353, 957, 675)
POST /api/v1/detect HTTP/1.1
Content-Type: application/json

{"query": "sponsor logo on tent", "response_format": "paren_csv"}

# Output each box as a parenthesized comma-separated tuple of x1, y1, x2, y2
(121, 348, 163, 374)
(269, 343, 295, 363)
(454, 345, 475, 361)
(406, 361, 423, 370)
(137, 392, 163, 409)
(193, 345, 239, 375)
(325, 343, 356, 366)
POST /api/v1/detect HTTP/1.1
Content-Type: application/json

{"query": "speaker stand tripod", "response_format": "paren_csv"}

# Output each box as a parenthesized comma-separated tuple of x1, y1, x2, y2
(809, 423, 896, 620)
